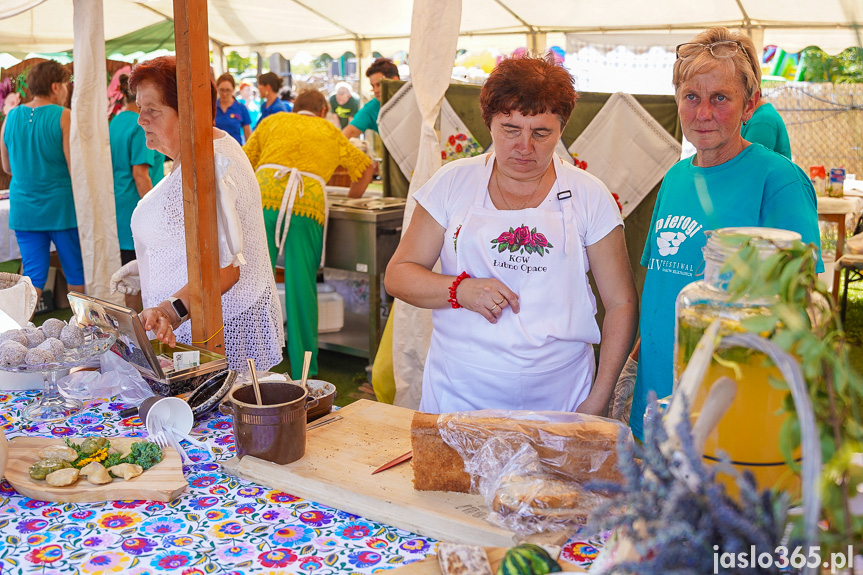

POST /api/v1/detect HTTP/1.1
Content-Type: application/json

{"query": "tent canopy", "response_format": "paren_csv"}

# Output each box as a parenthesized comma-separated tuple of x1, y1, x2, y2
(0, 0, 860, 59)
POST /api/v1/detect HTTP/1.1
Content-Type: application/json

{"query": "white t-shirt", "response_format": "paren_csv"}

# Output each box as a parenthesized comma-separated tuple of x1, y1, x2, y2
(414, 153, 623, 280)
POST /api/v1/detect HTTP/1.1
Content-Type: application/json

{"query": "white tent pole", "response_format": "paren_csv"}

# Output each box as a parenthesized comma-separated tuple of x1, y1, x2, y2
(356, 38, 372, 103)
(531, 32, 547, 53)
(70, 0, 122, 303)
(391, 0, 462, 409)
(211, 40, 226, 76)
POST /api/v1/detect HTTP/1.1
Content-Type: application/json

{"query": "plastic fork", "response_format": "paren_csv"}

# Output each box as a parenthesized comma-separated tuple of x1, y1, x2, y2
(147, 431, 169, 449)
(150, 417, 189, 464)
(168, 425, 213, 458)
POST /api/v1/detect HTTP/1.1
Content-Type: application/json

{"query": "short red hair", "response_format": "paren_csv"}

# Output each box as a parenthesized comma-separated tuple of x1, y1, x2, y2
(479, 53, 577, 129)
(129, 55, 217, 120)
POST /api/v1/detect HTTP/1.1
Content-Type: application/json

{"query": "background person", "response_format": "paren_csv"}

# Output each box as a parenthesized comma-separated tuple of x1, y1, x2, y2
(342, 58, 400, 139)
(628, 27, 823, 440)
(255, 72, 289, 129)
(237, 81, 260, 129)
(215, 73, 251, 145)
(741, 95, 792, 159)
(109, 73, 165, 310)
(0, 59, 85, 299)
(243, 88, 372, 380)
(328, 82, 358, 129)
(385, 54, 638, 415)
(111, 56, 284, 373)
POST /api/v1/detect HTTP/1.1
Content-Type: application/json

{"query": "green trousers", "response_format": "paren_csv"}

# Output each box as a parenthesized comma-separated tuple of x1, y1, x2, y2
(264, 209, 322, 379)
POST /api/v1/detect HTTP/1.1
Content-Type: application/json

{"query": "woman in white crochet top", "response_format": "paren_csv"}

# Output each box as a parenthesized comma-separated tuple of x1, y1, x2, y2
(110, 56, 284, 372)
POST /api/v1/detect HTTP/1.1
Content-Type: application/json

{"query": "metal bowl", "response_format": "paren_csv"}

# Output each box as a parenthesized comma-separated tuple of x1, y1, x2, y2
(187, 369, 236, 420)
(305, 380, 336, 422)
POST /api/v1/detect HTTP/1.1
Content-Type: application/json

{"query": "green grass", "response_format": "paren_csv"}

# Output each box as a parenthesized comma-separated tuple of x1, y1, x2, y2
(839, 273, 863, 376)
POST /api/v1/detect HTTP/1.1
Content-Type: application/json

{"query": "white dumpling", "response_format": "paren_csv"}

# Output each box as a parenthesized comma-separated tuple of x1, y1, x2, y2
(108, 463, 143, 481)
(45, 467, 80, 487)
(37, 445, 78, 462)
(80, 462, 112, 485)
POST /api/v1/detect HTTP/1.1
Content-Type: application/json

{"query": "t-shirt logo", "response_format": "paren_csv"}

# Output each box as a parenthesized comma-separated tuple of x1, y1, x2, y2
(657, 231, 687, 256)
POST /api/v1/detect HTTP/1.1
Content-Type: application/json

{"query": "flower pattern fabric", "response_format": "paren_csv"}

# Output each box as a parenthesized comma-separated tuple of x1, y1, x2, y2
(0, 391, 599, 572)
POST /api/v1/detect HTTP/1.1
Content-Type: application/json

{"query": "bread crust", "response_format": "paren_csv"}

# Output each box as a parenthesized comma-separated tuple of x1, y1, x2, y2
(410, 411, 624, 493)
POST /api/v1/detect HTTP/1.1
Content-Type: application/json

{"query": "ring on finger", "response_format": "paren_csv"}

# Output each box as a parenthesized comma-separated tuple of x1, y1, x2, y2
(490, 303, 499, 311)
(493, 298, 505, 306)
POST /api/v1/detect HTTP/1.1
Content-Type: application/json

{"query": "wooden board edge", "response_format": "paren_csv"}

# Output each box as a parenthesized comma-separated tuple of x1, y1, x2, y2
(386, 547, 587, 574)
(222, 455, 517, 548)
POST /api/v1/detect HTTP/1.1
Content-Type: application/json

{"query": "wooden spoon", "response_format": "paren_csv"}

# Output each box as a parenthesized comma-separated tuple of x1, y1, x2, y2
(300, 351, 312, 396)
(246, 358, 263, 406)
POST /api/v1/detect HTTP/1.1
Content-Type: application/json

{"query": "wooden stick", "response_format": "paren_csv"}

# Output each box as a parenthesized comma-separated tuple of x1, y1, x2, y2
(247, 358, 262, 406)
(173, 0, 224, 355)
(300, 351, 313, 395)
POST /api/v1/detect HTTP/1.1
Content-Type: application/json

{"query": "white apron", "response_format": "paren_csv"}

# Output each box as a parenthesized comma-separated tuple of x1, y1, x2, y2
(255, 163, 329, 268)
(256, 109, 331, 267)
(419, 155, 598, 413)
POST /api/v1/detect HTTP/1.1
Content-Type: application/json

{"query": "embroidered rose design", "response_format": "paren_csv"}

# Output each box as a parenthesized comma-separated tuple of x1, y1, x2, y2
(490, 225, 554, 256)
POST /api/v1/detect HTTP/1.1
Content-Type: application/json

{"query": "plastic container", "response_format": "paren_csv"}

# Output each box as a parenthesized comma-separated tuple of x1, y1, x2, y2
(674, 227, 804, 494)
(317, 287, 344, 333)
(276, 283, 344, 333)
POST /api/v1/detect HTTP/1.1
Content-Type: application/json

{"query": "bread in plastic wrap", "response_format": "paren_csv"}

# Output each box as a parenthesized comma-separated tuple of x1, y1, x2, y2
(411, 410, 626, 491)
(410, 409, 631, 536)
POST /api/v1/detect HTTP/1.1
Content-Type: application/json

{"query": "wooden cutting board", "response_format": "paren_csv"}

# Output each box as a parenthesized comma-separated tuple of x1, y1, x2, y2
(387, 547, 586, 574)
(223, 400, 568, 547)
(5, 437, 187, 503)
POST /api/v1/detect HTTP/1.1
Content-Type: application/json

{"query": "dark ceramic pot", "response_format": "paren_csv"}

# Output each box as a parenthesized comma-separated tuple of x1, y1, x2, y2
(219, 382, 317, 465)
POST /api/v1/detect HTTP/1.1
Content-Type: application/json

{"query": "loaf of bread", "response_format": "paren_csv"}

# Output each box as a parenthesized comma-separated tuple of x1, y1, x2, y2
(492, 474, 594, 528)
(410, 411, 624, 493)
(411, 412, 473, 492)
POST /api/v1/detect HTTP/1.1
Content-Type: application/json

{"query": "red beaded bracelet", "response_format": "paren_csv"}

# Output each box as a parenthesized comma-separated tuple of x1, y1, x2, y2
(447, 271, 471, 309)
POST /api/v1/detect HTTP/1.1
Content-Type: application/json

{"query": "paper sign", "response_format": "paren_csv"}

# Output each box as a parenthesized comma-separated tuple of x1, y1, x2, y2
(173, 351, 200, 371)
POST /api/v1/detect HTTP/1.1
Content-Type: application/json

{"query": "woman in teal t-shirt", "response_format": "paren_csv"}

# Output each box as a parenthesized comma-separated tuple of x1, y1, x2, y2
(624, 27, 823, 440)
(0, 60, 85, 298)
(109, 74, 164, 308)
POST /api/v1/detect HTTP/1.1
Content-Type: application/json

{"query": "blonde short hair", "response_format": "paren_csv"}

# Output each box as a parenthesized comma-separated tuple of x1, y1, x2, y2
(673, 27, 761, 102)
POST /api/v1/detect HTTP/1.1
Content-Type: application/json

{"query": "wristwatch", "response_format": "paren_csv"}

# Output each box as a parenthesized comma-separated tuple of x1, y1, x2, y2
(166, 297, 189, 323)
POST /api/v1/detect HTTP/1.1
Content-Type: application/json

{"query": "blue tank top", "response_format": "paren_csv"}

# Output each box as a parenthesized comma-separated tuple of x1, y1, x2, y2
(3, 104, 76, 231)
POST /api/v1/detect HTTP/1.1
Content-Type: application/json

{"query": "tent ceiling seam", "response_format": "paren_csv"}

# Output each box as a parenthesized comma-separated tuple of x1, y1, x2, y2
(491, 0, 533, 33)
(734, 0, 752, 30)
(287, 0, 361, 40)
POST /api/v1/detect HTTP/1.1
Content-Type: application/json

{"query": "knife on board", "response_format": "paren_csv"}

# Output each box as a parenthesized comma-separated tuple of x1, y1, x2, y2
(371, 450, 413, 475)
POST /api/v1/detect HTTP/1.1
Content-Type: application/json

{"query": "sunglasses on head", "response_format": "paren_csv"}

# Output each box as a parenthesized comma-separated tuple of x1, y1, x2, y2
(675, 40, 753, 66)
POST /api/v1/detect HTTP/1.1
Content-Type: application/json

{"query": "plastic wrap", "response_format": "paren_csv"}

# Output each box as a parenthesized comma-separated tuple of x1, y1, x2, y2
(436, 410, 632, 537)
(99, 351, 156, 403)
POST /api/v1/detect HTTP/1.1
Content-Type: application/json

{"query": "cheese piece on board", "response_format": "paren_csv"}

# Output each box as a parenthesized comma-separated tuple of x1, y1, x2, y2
(437, 542, 493, 575)
(410, 411, 624, 493)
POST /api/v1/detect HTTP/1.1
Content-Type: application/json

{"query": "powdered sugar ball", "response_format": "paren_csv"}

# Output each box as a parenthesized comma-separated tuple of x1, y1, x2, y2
(0, 341, 28, 367)
(25, 347, 55, 366)
(0, 329, 28, 347)
(22, 327, 46, 348)
(59, 324, 85, 349)
(37, 338, 66, 361)
(40, 318, 66, 340)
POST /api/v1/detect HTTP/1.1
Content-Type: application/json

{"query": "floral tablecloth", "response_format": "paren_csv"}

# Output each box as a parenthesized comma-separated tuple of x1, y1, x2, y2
(0, 391, 602, 574)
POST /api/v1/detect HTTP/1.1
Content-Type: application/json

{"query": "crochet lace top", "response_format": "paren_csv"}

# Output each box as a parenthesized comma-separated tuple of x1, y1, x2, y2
(131, 132, 284, 372)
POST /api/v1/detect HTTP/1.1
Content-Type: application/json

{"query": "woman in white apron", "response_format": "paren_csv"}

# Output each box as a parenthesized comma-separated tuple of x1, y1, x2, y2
(385, 54, 638, 414)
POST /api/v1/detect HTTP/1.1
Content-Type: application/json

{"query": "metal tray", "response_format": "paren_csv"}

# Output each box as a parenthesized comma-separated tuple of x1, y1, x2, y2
(67, 293, 227, 396)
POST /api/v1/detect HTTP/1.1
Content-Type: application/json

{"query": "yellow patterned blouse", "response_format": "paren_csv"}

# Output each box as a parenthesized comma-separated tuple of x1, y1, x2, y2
(244, 112, 371, 226)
